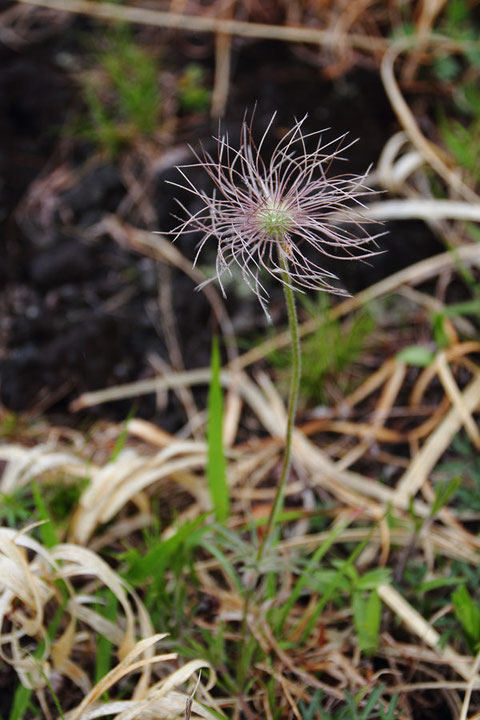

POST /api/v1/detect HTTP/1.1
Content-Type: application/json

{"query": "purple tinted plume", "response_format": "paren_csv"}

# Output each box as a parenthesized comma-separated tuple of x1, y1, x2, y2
(168, 112, 381, 316)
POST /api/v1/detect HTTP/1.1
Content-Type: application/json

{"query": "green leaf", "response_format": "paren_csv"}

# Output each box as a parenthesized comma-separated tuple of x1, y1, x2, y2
(275, 517, 352, 633)
(10, 684, 34, 720)
(459, 83, 480, 115)
(432, 313, 451, 348)
(353, 589, 382, 656)
(418, 576, 465, 594)
(178, 64, 211, 114)
(441, 299, 480, 317)
(201, 538, 243, 594)
(194, 701, 228, 720)
(359, 683, 384, 719)
(124, 513, 207, 583)
(430, 476, 461, 517)
(446, 0, 469, 25)
(354, 567, 391, 591)
(380, 693, 400, 720)
(452, 585, 480, 652)
(207, 336, 229, 522)
(396, 345, 435, 367)
(299, 528, 376, 642)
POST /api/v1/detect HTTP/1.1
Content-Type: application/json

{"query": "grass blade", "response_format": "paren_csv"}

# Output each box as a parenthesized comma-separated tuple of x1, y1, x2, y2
(207, 336, 229, 522)
(32, 481, 57, 548)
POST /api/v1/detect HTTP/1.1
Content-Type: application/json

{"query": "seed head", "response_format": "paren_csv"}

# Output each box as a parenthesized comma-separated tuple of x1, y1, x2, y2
(168, 112, 381, 316)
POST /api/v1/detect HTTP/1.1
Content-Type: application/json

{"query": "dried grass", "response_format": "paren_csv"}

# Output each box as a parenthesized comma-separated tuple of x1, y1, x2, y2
(0, 523, 216, 719)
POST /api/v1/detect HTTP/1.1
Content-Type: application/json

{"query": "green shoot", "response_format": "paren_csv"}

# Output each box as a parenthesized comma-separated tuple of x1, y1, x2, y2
(178, 64, 211, 114)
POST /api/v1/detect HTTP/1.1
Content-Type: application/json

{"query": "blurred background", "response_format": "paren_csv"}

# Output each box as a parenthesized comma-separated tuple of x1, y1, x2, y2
(1, 0, 479, 421)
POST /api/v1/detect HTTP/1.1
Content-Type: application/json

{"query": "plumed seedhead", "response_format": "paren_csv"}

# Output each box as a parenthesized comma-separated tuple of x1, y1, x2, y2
(167, 111, 382, 317)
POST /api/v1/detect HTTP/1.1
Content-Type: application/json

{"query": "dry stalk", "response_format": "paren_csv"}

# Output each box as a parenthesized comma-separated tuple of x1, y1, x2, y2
(17, 0, 388, 52)
(378, 584, 478, 683)
(380, 41, 480, 204)
(394, 372, 480, 507)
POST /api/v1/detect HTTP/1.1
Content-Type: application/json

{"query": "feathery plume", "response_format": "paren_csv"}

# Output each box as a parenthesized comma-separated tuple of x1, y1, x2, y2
(168, 112, 380, 316)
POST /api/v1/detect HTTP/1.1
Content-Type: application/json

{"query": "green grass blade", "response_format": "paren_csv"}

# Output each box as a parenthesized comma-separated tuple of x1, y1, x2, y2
(95, 590, 118, 699)
(9, 600, 67, 720)
(201, 539, 243, 593)
(124, 514, 207, 584)
(207, 336, 229, 522)
(359, 684, 384, 719)
(32, 482, 57, 548)
(194, 701, 228, 720)
(37, 668, 65, 720)
(9, 683, 34, 720)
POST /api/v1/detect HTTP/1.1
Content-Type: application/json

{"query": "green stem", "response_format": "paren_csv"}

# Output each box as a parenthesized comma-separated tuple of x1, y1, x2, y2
(237, 252, 301, 688)
(256, 252, 302, 562)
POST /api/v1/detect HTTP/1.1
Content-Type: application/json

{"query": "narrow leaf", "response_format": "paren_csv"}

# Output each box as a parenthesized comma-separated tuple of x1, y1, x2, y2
(353, 590, 381, 656)
(207, 336, 229, 522)
(396, 345, 435, 367)
(32, 482, 57, 548)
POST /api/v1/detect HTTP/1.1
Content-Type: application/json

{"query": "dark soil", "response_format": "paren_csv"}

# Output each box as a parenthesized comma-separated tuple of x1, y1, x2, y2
(0, 16, 441, 425)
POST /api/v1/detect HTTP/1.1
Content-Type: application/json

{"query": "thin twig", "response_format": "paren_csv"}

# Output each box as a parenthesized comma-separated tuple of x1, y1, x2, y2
(17, 0, 388, 51)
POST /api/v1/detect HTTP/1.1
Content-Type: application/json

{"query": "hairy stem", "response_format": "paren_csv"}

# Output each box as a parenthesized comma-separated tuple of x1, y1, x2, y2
(238, 252, 301, 686)
(256, 253, 301, 561)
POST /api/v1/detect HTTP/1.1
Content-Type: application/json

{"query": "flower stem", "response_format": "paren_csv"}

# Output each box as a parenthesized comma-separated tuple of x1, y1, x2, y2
(237, 253, 302, 689)
(256, 252, 301, 562)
